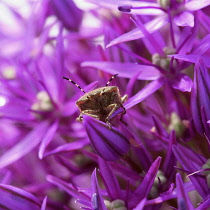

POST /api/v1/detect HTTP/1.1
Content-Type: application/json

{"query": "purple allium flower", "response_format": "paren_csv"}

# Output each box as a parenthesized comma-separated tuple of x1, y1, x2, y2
(83, 115, 130, 161)
(170, 34, 210, 67)
(0, 184, 41, 210)
(173, 144, 209, 199)
(176, 173, 195, 210)
(96, 0, 210, 46)
(50, 0, 83, 31)
(0, 0, 210, 209)
(191, 59, 210, 139)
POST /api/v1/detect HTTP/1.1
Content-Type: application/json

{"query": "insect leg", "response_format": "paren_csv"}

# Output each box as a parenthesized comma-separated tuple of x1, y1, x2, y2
(121, 94, 128, 103)
(77, 110, 101, 121)
(120, 105, 127, 124)
(105, 103, 127, 127)
(105, 104, 119, 122)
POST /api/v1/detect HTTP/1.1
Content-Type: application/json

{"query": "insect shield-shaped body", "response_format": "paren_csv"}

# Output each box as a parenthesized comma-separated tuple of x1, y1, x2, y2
(63, 74, 129, 161)
(63, 74, 127, 128)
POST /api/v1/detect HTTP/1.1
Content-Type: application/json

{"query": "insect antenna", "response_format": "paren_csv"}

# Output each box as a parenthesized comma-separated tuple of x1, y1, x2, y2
(63, 77, 86, 94)
(106, 74, 118, 87)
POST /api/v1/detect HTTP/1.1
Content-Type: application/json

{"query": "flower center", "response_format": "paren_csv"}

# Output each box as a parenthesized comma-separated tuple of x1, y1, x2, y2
(152, 46, 176, 70)
(105, 199, 127, 210)
(2, 66, 16, 79)
(202, 159, 210, 188)
(157, 0, 184, 9)
(31, 91, 53, 112)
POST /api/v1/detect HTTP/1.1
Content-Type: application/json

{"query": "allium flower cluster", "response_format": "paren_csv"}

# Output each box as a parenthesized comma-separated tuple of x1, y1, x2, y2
(0, 0, 210, 209)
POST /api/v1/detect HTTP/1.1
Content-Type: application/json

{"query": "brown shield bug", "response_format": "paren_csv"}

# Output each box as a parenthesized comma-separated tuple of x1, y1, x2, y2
(63, 74, 127, 127)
